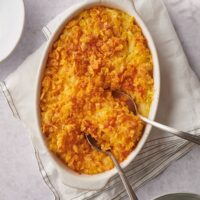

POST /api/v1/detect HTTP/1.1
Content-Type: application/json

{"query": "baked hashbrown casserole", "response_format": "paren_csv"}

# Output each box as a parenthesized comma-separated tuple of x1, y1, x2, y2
(40, 6, 154, 174)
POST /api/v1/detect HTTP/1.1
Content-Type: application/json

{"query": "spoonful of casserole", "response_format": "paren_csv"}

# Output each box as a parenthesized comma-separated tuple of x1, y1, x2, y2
(112, 90, 200, 145)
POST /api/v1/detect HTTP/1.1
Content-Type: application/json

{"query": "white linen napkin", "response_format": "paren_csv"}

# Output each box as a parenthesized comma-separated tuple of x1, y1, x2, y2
(1, 0, 200, 199)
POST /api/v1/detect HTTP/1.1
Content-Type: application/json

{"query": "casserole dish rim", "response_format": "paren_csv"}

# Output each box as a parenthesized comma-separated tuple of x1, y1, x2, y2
(34, 0, 160, 190)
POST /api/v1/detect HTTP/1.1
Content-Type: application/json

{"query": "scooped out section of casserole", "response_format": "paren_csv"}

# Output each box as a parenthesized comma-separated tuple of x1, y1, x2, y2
(40, 6, 154, 174)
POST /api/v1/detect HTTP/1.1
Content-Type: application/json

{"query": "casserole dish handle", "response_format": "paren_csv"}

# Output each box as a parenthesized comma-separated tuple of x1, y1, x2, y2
(85, 0, 137, 12)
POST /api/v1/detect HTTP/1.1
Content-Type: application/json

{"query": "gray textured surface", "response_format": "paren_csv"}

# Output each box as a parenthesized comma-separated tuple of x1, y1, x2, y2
(0, 0, 200, 199)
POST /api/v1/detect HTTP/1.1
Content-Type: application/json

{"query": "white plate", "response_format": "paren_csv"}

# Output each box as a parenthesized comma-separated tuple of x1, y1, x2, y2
(0, 0, 25, 62)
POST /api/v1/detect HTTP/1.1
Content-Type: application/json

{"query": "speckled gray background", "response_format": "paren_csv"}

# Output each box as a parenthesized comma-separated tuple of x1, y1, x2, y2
(0, 0, 200, 199)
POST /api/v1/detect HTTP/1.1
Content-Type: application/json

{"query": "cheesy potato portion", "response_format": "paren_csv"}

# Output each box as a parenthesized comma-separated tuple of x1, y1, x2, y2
(40, 6, 153, 174)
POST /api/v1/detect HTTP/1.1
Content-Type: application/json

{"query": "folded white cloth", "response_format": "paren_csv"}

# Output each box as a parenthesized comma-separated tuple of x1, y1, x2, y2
(1, 0, 200, 199)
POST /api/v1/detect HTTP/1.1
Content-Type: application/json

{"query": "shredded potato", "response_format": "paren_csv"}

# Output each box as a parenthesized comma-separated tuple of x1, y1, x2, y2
(40, 6, 154, 174)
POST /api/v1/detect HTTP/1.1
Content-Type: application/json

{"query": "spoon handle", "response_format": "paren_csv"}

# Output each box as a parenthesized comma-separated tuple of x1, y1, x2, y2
(140, 115, 200, 145)
(108, 152, 138, 200)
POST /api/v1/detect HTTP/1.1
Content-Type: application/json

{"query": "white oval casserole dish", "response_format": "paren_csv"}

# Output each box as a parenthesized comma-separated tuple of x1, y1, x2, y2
(34, 0, 160, 190)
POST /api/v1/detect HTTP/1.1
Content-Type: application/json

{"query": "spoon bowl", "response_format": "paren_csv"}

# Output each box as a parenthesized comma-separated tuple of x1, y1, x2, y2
(85, 134, 108, 154)
(112, 90, 138, 115)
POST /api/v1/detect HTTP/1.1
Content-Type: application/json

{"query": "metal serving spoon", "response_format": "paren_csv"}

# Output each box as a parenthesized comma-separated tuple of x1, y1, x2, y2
(112, 90, 200, 145)
(85, 134, 138, 200)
